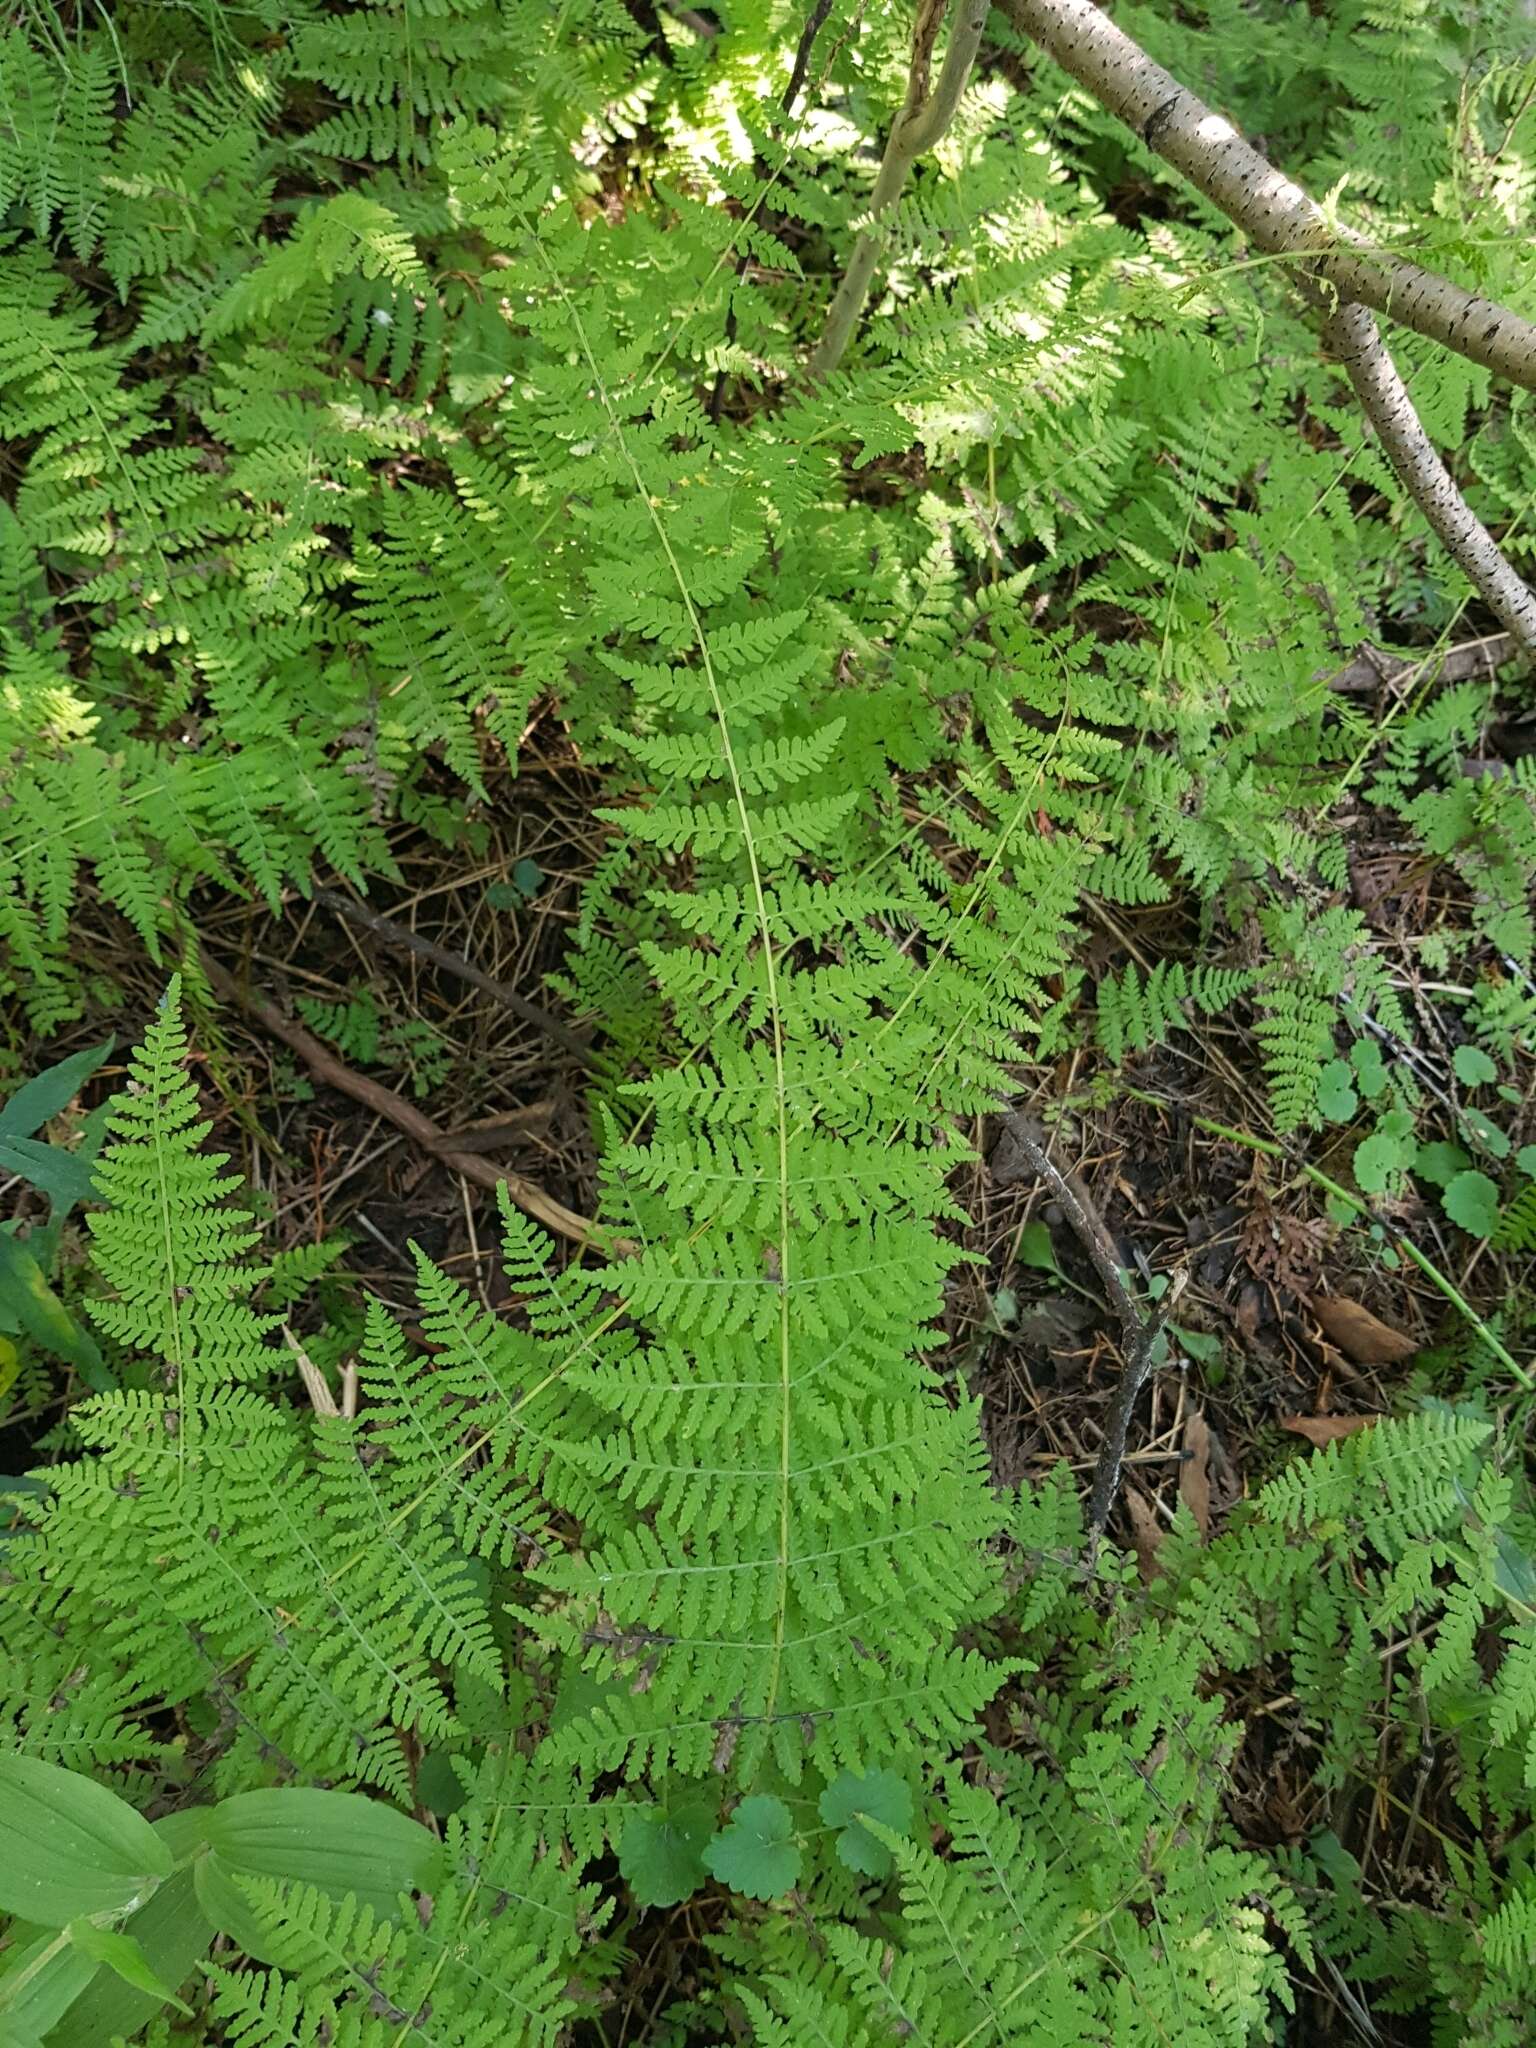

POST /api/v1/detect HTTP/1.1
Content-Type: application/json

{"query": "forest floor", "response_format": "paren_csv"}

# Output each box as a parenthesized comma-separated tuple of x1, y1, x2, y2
(11, 686, 1530, 2044)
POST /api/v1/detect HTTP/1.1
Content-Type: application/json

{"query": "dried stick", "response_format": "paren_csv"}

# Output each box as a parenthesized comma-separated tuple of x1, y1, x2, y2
(285, 1325, 358, 1420)
(808, 0, 988, 380)
(313, 886, 597, 1071)
(1083, 1270, 1184, 1547)
(1321, 303, 1536, 658)
(991, 1113, 1139, 1350)
(1002, 0, 1536, 391)
(201, 953, 601, 1248)
(990, 1113, 1183, 1550)
(782, 0, 835, 122)
(1324, 631, 1515, 694)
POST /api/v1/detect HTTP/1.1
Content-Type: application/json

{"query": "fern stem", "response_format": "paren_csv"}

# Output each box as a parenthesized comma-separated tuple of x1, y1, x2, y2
(1003, 0, 1536, 393)
(807, 0, 987, 381)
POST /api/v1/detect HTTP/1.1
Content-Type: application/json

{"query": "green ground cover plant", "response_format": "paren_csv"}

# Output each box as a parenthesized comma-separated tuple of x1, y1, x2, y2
(2, 1, 1536, 2041)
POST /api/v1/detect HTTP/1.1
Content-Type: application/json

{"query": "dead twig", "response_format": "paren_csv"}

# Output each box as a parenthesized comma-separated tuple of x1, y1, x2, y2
(1323, 632, 1515, 694)
(201, 953, 602, 1249)
(285, 1324, 358, 1420)
(426, 1103, 555, 1155)
(781, 0, 834, 120)
(1084, 1269, 1186, 1551)
(990, 1112, 1185, 1553)
(991, 1113, 1136, 1347)
(313, 886, 598, 1071)
(1002, 0, 1536, 653)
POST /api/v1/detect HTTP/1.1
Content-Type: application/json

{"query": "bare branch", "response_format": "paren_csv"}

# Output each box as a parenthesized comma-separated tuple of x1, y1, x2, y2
(1323, 302, 1536, 659)
(314, 885, 598, 1070)
(781, 0, 834, 119)
(808, 0, 987, 380)
(202, 952, 604, 1250)
(1002, 0, 1536, 392)
(990, 1112, 1185, 1552)
(1323, 632, 1516, 694)
(1085, 1270, 1184, 1548)
(991, 1113, 1139, 1350)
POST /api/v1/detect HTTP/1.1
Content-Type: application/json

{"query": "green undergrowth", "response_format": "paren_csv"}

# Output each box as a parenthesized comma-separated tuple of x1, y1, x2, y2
(3, 1, 1536, 2042)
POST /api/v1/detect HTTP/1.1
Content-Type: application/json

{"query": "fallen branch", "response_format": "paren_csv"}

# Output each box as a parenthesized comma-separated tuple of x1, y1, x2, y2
(1324, 631, 1515, 694)
(808, 0, 988, 380)
(1001, 0, 1536, 390)
(991, 1112, 1137, 1348)
(1084, 1269, 1184, 1546)
(202, 953, 600, 1248)
(1321, 303, 1536, 659)
(990, 1112, 1185, 1550)
(314, 887, 597, 1071)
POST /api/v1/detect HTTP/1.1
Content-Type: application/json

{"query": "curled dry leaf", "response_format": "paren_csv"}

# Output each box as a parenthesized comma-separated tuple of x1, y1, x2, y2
(1123, 1490, 1165, 1581)
(1312, 1295, 1418, 1365)
(1178, 1409, 1213, 1542)
(1280, 1413, 1378, 1448)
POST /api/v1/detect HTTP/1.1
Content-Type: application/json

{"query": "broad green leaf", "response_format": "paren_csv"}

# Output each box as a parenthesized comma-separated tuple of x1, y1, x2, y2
(415, 1752, 469, 1818)
(1172, 1325, 1222, 1366)
(1461, 1109, 1510, 1160)
(0, 1756, 171, 1926)
(0, 1042, 112, 1143)
(191, 1852, 271, 1962)
(0, 1338, 18, 1405)
(1354, 1112, 1415, 1196)
(204, 1789, 438, 1926)
(619, 1795, 718, 1908)
(486, 859, 541, 909)
(0, 1930, 95, 2045)
(152, 1809, 215, 1861)
(1452, 1044, 1497, 1088)
(0, 1138, 96, 1214)
(1349, 1039, 1388, 1100)
(0, 1237, 114, 1393)
(1442, 1171, 1499, 1237)
(818, 1769, 914, 1878)
(65, 1923, 190, 2014)
(50, 1869, 212, 2047)
(1316, 1060, 1357, 1124)
(702, 1796, 800, 1901)
(1518, 1146, 1536, 1180)
(1415, 1141, 1469, 1188)
(1015, 1220, 1060, 1275)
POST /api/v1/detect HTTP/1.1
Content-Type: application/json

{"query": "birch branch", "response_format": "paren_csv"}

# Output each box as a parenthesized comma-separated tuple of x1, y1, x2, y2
(1001, 0, 1536, 392)
(808, 0, 987, 380)
(1322, 303, 1536, 659)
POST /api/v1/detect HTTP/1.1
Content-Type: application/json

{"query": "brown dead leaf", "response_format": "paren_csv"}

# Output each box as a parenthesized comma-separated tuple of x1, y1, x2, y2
(1123, 1490, 1165, 1581)
(1179, 1409, 1213, 1541)
(1236, 1283, 1263, 1344)
(1312, 1295, 1417, 1365)
(1280, 1413, 1377, 1448)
